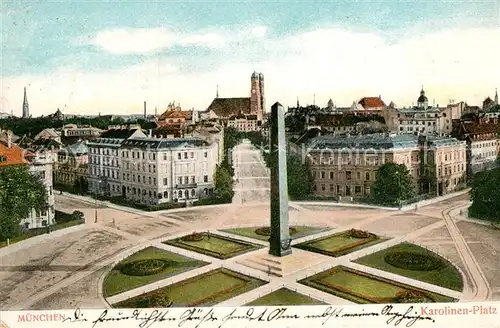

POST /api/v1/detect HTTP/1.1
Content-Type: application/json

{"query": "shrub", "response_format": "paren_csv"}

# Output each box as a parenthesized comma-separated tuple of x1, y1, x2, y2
(254, 227, 298, 236)
(118, 259, 169, 276)
(393, 291, 434, 303)
(348, 229, 372, 239)
(181, 232, 204, 242)
(135, 291, 173, 308)
(384, 251, 445, 271)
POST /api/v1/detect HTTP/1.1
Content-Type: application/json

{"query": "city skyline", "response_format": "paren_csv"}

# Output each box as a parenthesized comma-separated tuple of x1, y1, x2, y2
(1, 0, 499, 116)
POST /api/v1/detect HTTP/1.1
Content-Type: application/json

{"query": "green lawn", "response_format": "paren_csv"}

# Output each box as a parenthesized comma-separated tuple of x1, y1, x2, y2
(246, 288, 326, 306)
(164, 234, 262, 259)
(114, 268, 267, 308)
(103, 246, 208, 297)
(354, 242, 464, 292)
(299, 266, 456, 304)
(221, 225, 328, 241)
(294, 230, 387, 257)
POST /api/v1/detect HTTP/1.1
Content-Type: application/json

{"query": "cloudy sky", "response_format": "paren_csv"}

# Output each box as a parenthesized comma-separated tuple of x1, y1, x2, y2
(1, 0, 499, 117)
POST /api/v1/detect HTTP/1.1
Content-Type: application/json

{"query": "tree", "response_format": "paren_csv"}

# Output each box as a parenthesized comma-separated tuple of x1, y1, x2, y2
(371, 163, 415, 206)
(0, 165, 48, 240)
(468, 168, 500, 224)
(287, 155, 314, 200)
(214, 165, 234, 202)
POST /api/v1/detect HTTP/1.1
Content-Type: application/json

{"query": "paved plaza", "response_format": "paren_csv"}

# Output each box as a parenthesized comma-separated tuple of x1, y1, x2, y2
(0, 142, 499, 310)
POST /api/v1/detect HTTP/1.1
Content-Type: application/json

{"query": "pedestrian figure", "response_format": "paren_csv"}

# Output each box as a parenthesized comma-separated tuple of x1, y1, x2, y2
(112, 218, 116, 227)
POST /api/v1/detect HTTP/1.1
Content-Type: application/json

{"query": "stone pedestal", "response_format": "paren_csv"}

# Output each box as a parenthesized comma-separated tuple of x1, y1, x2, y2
(269, 102, 292, 257)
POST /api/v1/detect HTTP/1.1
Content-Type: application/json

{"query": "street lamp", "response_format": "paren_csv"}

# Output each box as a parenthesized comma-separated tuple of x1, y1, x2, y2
(94, 178, 102, 223)
(395, 171, 401, 209)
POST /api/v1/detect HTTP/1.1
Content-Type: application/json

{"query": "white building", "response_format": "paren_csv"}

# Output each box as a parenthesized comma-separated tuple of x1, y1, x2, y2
(87, 127, 146, 196)
(21, 158, 55, 229)
(119, 136, 218, 206)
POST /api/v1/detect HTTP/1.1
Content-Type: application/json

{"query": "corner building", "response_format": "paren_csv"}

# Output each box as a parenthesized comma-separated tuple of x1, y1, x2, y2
(119, 136, 218, 206)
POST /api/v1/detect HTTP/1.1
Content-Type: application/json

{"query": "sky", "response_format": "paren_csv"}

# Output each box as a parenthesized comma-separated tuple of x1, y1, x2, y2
(1, 0, 499, 117)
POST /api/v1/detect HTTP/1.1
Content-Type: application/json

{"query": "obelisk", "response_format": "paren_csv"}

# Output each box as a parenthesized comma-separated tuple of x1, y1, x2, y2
(269, 102, 292, 257)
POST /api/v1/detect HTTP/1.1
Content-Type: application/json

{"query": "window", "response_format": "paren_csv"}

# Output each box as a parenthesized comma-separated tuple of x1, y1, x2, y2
(163, 191, 168, 198)
(184, 152, 188, 159)
(163, 153, 167, 160)
(178, 177, 182, 184)
(204, 152, 208, 158)
(149, 165, 151, 172)
(148, 177, 152, 184)
(330, 172, 334, 179)
(184, 176, 189, 184)
(320, 171, 325, 179)
(365, 172, 370, 180)
(356, 172, 361, 180)
(204, 175, 208, 182)
(355, 186, 362, 194)
(190, 152, 194, 158)
(163, 178, 168, 185)
(158, 193, 163, 199)
(191, 176, 195, 183)
(346, 171, 352, 180)
(321, 184, 325, 191)
(178, 190, 182, 198)
(133, 175, 136, 182)
(178, 153, 181, 160)
(191, 189, 196, 197)
(330, 184, 334, 191)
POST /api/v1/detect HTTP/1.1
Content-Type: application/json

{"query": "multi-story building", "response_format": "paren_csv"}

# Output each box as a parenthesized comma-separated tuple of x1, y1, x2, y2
(396, 88, 463, 136)
(119, 136, 218, 206)
(452, 119, 499, 178)
(61, 124, 103, 138)
(306, 133, 466, 199)
(87, 126, 146, 197)
(0, 131, 55, 229)
(54, 141, 89, 187)
(418, 135, 467, 195)
(226, 113, 259, 132)
(307, 134, 420, 199)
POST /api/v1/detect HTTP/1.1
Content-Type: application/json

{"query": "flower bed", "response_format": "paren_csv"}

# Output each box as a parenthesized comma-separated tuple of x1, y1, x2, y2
(254, 227, 298, 236)
(181, 233, 204, 242)
(348, 229, 372, 239)
(118, 259, 170, 276)
(384, 251, 446, 271)
(135, 291, 173, 308)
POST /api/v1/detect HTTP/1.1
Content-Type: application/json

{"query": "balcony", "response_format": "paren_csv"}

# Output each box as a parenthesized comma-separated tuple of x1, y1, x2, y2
(175, 183, 198, 189)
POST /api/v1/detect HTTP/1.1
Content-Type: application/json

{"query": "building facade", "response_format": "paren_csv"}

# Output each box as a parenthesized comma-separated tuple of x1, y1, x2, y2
(54, 141, 89, 187)
(306, 133, 466, 199)
(119, 137, 218, 206)
(87, 127, 146, 196)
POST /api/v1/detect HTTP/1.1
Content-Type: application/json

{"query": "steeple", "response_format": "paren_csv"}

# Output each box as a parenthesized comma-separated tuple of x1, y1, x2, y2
(22, 87, 29, 118)
(216, 84, 219, 98)
(495, 88, 498, 105)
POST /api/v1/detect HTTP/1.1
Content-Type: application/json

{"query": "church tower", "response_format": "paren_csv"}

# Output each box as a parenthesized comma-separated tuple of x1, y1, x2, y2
(250, 72, 261, 116)
(258, 73, 264, 121)
(495, 88, 498, 105)
(22, 87, 29, 118)
(417, 86, 429, 109)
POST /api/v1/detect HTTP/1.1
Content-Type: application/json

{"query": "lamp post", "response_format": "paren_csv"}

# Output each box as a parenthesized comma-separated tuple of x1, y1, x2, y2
(94, 178, 102, 223)
(395, 171, 401, 209)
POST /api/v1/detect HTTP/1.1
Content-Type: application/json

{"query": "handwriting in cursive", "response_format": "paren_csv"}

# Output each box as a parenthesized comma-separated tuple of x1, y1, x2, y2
(381, 305, 435, 327)
(217, 307, 300, 328)
(62, 308, 88, 323)
(90, 309, 176, 328)
(178, 308, 218, 328)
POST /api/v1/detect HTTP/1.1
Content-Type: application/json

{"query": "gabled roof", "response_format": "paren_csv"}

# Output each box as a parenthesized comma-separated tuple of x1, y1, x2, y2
(0, 141, 29, 167)
(64, 141, 89, 155)
(158, 110, 192, 120)
(121, 137, 209, 150)
(100, 128, 141, 139)
(207, 97, 251, 118)
(358, 97, 386, 109)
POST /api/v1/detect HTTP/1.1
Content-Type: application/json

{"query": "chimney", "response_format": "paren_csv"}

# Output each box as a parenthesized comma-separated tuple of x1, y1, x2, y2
(7, 131, 12, 148)
(144, 101, 147, 119)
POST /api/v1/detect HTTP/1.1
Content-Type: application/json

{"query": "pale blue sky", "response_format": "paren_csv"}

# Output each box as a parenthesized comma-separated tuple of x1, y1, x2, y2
(1, 0, 499, 115)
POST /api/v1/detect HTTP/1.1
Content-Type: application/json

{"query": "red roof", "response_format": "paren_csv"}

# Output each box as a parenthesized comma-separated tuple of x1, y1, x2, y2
(0, 141, 30, 167)
(358, 97, 386, 109)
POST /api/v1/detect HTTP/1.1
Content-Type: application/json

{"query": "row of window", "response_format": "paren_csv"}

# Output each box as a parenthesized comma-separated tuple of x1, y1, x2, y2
(89, 148, 118, 156)
(123, 162, 157, 172)
(121, 150, 209, 160)
(314, 183, 366, 195)
(313, 170, 372, 181)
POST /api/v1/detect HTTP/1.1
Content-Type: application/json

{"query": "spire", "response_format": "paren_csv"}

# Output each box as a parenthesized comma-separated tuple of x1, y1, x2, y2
(216, 84, 219, 98)
(22, 86, 29, 118)
(495, 88, 498, 105)
(296, 97, 300, 108)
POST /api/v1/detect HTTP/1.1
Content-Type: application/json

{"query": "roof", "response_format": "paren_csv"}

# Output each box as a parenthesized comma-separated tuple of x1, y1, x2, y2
(29, 138, 63, 151)
(308, 133, 419, 150)
(358, 97, 386, 109)
(207, 97, 251, 117)
(100, 128, 140, 139)
(0, 141, 28, 167)
(158, 110, 192, 121)
(62, 141, 89, 155)
(87, 138, 124, 146)
(422, 136, 465, 148)
(35, 128, 59, 139)
(460, 122, 499, 137)
(121, 137, 210, 150)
